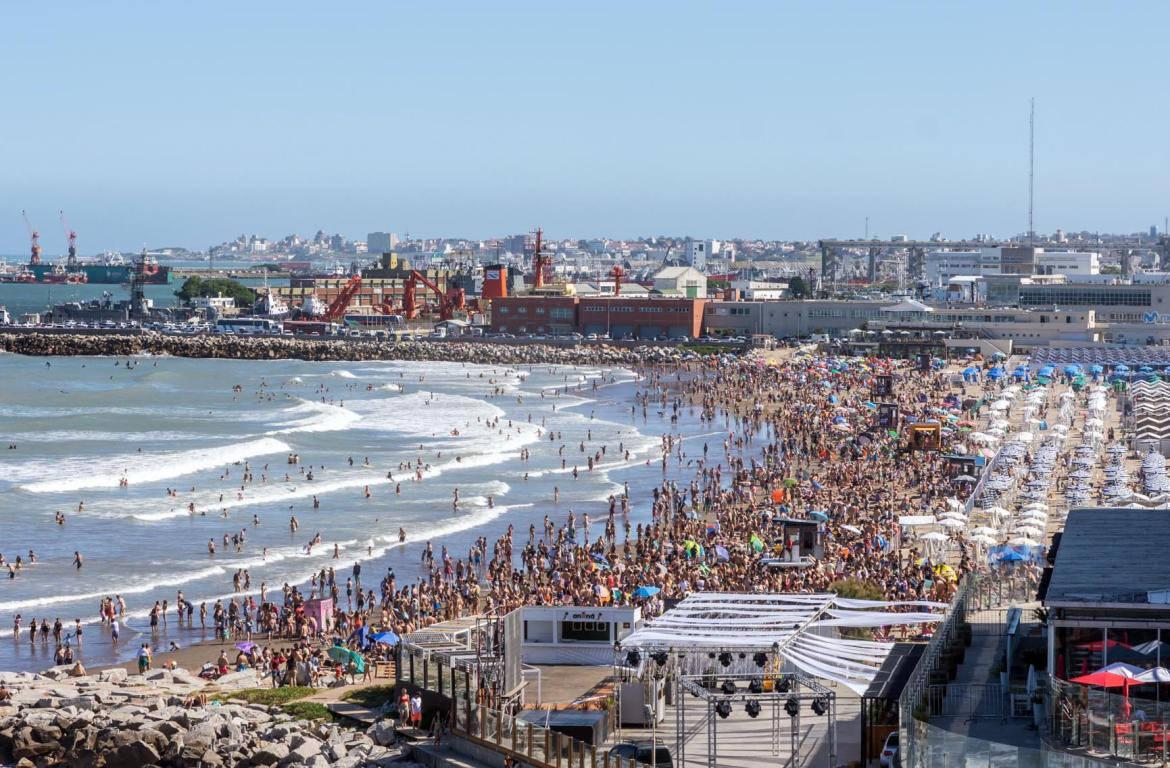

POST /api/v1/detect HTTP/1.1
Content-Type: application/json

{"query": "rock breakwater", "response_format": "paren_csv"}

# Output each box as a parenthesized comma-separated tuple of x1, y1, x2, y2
(0, 666, 415, 768)
(0, 332, 727, 366)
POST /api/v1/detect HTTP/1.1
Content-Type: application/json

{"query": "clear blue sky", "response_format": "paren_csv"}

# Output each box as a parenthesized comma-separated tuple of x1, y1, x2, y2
(1, 1, 1166, 253)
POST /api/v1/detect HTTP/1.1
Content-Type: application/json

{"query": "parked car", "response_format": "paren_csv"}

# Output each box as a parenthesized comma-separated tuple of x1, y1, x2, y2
(608, 742, 673, 768)
(879, 731, 898, 768)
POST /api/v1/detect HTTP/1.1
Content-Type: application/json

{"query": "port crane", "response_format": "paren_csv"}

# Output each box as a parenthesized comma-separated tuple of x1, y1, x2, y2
(319, 275, 364, 321)
(531, 228, 551, 289)
(610, 265, 625, 296)
(401, 270, 465, 321)
(59, 210, 77, 266)
(21, 210, 41, 265)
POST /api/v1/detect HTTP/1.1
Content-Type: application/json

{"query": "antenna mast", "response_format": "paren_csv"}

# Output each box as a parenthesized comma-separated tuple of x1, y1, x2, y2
(1028, 97, 1035, 245)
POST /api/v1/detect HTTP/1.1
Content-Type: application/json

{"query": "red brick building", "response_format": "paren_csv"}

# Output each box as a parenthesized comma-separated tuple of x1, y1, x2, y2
(489, 296, 706, 339)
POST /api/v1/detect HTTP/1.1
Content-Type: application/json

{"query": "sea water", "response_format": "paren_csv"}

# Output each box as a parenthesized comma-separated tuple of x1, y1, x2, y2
(0, 353, 724, 670)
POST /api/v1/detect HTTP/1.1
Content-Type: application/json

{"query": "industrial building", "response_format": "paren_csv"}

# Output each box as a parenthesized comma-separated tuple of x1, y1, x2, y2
(490, 296, 706, 339)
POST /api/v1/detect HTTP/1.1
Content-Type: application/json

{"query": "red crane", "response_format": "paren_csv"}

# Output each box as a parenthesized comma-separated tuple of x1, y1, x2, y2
(531, 228, 551, 289)
(610, 265, 625, 296)
(322, 275, 363, 321)
(59, 210, 77, 265)
(403, 270, 464, 321)
(21, 210, 41, 266)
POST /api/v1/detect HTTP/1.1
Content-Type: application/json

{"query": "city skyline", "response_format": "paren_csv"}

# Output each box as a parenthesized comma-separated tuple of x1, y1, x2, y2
(2, 1, 1168, 252)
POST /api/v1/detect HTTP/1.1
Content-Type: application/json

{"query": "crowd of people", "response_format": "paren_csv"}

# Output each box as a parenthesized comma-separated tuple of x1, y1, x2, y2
(14, 353, 998, 686)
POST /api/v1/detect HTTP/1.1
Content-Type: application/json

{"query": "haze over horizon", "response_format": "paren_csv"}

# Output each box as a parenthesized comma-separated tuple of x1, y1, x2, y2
(2, 1, 1167, 253)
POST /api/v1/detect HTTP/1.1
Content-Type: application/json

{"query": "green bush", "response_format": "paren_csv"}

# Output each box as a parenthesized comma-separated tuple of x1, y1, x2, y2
(226, 687, 314, 706)
(341, 684, 397, 709)
(282, 701, 334, 721)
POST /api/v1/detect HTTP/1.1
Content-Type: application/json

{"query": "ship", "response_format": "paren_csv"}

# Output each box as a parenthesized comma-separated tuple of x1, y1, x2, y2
(23, 258, 172, 285)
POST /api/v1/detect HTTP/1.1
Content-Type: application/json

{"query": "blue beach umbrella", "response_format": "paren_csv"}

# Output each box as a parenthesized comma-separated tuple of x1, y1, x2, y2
(372, 631, 400, 646)
(808, 510, 830, 523)
(1063, 365, 1081, 376)
(632, 586, 661, 599)
(1115, 364, 1130, 373)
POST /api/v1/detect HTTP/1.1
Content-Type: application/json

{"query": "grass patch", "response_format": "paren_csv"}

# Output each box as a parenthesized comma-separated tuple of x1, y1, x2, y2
(341, 684, 397, 709)
(227, 687, 315, 706)
(282, 701, 334, 722)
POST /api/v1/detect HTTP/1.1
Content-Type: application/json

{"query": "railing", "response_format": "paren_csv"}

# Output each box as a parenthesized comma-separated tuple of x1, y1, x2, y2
(926, 683, 1008, 720)
(899, 572, 1040, 768)
(908, 719, 1124, 768)
(451, 703, 645, 768)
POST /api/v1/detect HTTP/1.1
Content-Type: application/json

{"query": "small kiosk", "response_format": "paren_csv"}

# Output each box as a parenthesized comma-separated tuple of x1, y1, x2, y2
(302, 597, 334, 634)
(520, 606, 640, 665)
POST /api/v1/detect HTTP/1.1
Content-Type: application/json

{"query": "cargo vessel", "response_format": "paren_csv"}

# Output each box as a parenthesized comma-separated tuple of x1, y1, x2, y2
(28, 258, 171, 285)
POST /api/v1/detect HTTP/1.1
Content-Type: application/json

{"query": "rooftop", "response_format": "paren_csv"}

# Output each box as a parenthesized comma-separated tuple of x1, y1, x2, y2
(1045, 507, 1170, 606)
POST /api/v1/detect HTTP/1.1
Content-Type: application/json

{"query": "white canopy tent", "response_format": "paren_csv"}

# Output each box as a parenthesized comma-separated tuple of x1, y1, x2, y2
(618, 592, 946, 694)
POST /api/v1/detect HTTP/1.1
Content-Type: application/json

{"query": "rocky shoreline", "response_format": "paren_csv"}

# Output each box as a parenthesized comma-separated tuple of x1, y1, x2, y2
(0, 666, 414, 768)
(0, 332, 731, 366)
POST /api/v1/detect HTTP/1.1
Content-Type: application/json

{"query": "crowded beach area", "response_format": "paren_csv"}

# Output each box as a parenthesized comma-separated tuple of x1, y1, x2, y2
(0, 340, 1147, 768)
(0, 342, 1132, 684)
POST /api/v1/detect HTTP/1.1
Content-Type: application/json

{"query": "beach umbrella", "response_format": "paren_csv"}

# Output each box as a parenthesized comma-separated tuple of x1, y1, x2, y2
(1000, 551, 1027, 562)
(783, 477, 798, 488)
(839, 524, 862, 534)
(938, 518, 966, 528)
(328, 645, 355, 665)
(590, 552, 609, 565)
(971, 533, 998, 545)
(235, 642, 258, 654)
(1009, 536, 1040, 547)
(371, 631, 400, 646)
(1137, 667, 1170, 683)
(632, 586, 661, 599)
(808, 510, 829, 522)
(1013, 525, 1044, 538)
(920, 531, 949, 541)
(972, 526, 999, 536)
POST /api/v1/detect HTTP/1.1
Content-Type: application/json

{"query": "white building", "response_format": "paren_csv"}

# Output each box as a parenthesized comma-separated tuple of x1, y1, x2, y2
(1034, 250, 1099, 276)
(652, 266, 707, 298)
(684, 238, 708, 271)
(926, 247, 1099, 287)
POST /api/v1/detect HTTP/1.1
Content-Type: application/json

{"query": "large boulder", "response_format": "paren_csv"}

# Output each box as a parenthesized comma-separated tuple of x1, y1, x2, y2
(249, 742, 290, 765)
(96, 668, 128, 684)
(105, 740, 161, 768)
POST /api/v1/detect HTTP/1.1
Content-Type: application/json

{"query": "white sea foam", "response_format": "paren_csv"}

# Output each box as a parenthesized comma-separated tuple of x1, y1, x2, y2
(15, 437, 292, 493)
(266, 400, 361, 435)
(0, 565, 228, 613)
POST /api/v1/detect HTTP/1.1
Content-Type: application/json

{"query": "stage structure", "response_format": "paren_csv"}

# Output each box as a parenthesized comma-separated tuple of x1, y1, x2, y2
(615, 593, 947, 768)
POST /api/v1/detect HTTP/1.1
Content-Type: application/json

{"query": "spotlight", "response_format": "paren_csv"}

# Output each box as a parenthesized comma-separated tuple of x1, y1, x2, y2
(785, 697, 800, 718)
(708, 652, 716, 659)
(738, 652, 746, 660)
(625, 650, 641, 667)
(752, 652, 768, 668)
(716, 700, 732, 719)
(718, 652, 733, 668)
(812, 697, 828, 717)
(748, 677, 764, 694)
(720, 679, 737, 695)
(745, 700, 761, 718)
(777, 676, 791, 693)
(651, 651, 669, 667)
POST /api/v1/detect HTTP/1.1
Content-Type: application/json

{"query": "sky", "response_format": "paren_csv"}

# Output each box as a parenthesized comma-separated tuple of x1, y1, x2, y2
(1, 1, 1167, 253)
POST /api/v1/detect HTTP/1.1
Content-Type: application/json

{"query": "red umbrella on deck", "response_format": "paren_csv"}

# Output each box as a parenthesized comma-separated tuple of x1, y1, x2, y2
(1071, 663, 1148, 719)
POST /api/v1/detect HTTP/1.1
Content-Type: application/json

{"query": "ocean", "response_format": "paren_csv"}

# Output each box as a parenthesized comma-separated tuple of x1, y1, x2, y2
(0, 353, 723, 671)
